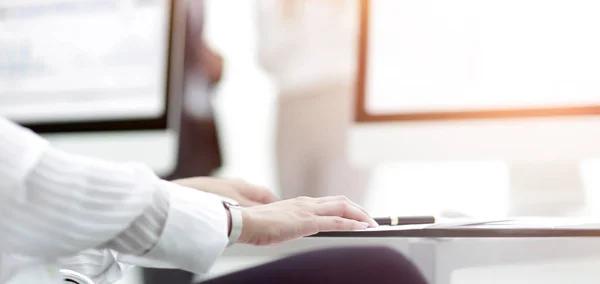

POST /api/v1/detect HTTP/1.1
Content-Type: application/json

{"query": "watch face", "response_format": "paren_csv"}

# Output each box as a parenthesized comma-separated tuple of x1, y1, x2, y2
(222, 197, 239, 206)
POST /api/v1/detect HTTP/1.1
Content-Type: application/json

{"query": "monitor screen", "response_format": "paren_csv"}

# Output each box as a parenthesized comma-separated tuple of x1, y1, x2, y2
(357, 0, 600, 122)
(0, 0, 172, 127)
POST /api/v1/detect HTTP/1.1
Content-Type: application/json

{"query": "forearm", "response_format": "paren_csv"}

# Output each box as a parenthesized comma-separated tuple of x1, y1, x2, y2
(0, 144, 168, 258)
(1, 118, 229, 274)
(18, 150, 229, 273)
(60, 184, 231, 283)
(0, 118, 167, 258)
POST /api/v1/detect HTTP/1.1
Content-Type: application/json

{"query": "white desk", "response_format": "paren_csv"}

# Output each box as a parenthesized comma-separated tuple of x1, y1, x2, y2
(207, 233, 600, 284)
(408, 237, 600, 284)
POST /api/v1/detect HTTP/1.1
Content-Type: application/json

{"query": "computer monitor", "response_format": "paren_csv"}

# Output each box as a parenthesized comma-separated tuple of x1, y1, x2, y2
(0, 0, 186, 177)
(351, 0, 600, 216)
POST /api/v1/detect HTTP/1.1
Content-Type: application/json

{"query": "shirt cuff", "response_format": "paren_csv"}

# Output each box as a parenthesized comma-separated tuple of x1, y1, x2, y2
(117, 181, 229, 274)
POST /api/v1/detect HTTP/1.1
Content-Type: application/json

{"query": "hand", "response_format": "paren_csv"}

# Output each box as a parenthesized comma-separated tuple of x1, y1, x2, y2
(173, 177, 278, 207)
(198, 44, 224, 84)
(238, 196, 378, 246)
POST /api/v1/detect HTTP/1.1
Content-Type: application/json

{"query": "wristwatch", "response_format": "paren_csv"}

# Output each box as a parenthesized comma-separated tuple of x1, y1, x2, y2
(222, 200, 243, 246)
(60, 269, 95, 284)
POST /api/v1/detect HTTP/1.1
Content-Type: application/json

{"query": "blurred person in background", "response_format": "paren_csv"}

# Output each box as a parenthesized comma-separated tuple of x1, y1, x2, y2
(170, 0, 224, 181)
(256, 0, 371, 205)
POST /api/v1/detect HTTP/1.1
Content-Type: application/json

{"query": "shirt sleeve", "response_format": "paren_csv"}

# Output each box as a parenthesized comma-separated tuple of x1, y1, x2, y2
(255, 0, 294, 75)
(59, 184, 230, 284)
(59, 182, 230, 283)
(118, 181, 230, 273)
(0, 117, 229, 274)
(58, 249, 130, 284)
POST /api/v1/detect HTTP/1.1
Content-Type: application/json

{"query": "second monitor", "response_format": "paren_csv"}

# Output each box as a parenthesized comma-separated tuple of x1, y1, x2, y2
(351, 0, 600, 216)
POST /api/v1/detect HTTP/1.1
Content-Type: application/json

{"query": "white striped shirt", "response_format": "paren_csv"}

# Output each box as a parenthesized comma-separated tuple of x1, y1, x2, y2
(0, 117, 229, 284)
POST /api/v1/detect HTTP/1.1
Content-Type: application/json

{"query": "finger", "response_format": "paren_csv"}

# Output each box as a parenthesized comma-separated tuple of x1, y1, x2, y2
(316, 200, 378, 228)
(238, 183, 279, 204)
(237, 199, 263, 207)
(316, 216, 369, 232)
(316, 195, 366, 210)
(255, 188, 279, 204)
(316, 196, 372, 220)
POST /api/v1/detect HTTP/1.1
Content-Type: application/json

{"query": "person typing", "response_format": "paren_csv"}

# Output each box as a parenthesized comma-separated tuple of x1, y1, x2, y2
(0, 117, 429, 284)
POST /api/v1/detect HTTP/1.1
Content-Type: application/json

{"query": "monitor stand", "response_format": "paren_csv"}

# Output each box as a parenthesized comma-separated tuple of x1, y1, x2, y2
(507, 162, 588, 217)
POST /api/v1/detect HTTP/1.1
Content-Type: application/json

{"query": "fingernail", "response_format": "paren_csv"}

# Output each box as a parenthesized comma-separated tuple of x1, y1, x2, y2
(369, 219, 379, 228)
(357, 222, 369, 230)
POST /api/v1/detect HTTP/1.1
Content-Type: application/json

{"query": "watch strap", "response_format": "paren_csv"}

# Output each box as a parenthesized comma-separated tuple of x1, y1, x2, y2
(223, 201, 243, 246)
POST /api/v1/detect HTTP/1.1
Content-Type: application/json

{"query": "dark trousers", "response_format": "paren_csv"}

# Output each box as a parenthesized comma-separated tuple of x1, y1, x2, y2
(144, 247, 429, 284)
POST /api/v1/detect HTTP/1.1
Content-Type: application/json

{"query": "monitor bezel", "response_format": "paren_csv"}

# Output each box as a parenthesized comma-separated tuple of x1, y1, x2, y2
(20, 0, 177, 133)
(354, 0, 600, 123)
